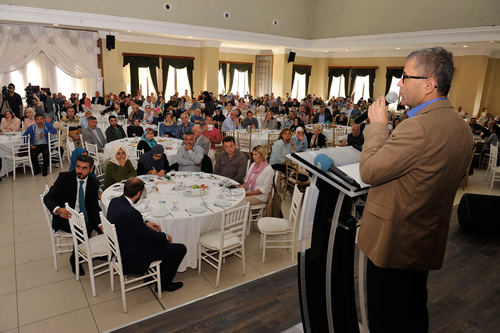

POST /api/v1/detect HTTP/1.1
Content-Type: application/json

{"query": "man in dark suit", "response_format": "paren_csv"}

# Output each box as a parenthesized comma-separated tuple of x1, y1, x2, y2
(107, 178, 186, 292)
(92, 91, 105, 105)
(313, 105, 333, 124)
(43, 154, 102, 275)
(82, 116, 106, 153)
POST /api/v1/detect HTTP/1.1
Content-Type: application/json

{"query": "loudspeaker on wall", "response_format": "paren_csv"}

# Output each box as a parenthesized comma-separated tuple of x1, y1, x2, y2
(288, 51, 296, 63)
(106, 35, 115, 51)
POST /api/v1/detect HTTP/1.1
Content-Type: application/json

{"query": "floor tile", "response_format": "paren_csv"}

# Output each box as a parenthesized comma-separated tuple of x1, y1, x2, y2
(247, 249, 295, 275)
(201, 258, 262, 291)
(79, 270, 125, 306)
(13, 209, 47, 227)
(159, 273, 217, 311)
(91, 288, 163, 332)
(0, 293, 18, 332)
(0, 214, 13, 230)
(0, 228, 14, 247)
(15, 238, 53, 265)
(0, 201, 13, 215)
(18, 308, 98, 333)
(17, 279, 88, 326)
(14, 223, 50, 244)
(12, 182, 48, 202)
(13, 199, 43, 214)
(16, 256, 74, 292)
(0, 266, 16, 297)
(0, 245, 15, 269)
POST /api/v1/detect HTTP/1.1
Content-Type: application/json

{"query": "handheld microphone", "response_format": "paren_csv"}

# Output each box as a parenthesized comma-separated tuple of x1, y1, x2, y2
(314, 154, 361, 189)
(354, 91, 399, 124)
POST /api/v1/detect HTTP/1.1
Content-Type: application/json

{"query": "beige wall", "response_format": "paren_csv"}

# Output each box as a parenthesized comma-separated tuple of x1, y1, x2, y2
(480, 58, 500, 117)
(200, 47, 220, 95)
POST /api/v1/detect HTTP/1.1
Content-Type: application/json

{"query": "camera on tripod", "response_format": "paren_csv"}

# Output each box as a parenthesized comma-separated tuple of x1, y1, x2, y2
(25, 83, 35, 107)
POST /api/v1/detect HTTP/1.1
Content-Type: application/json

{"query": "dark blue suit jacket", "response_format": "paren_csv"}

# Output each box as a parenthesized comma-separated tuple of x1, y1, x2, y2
(107, 196, 169, 274)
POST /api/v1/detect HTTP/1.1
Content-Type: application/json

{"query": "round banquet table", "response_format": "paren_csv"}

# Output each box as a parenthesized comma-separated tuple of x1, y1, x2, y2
(0, 132, 23, 177)
(103, 137, 183, 165)
(100, 173, 246, 271)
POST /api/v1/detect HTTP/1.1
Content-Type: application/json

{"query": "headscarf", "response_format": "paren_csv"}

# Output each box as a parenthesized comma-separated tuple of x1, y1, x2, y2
(24, 107, 36, 128)
(69, 147, 96, 178)
(44, 113, 54, 124)
(202, 91, 211, 103)
(138, 144, 165, 171)
(110, 143, 129, 166)
(141, 128, 157, 149)
(84, 98, 91, 109)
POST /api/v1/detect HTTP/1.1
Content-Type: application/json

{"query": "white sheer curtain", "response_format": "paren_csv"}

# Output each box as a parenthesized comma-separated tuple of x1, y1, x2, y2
(0, 24, 99, 78)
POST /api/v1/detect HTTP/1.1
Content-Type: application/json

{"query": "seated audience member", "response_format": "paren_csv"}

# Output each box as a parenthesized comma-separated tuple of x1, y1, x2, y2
(82, 116, 106, 154)
(221, 110, 241, 131)
(138, 128, 157, 153)
(390, 117, 401, 135)
(313, 105, 333, 124)
(482, 124, 500, 158)
(307, 124, 327, 148)
(107, 178, 186, 292)
(269, 128, 295, 173)
(159, 113, 177, 137)
(73, 98, 84, 113)
(137, 144, 171, 176)
(341, 123, 364, 147)
(69, 147, 97, 179)
(43, 154, 101, 274)
(469, 117, 484, 135)
(177, 131, 204, 171)
(190, 109, 205, 125)
(80, 110, 93, 131)
(24, 113, 57, 176)
(242, 111, 259, 130)
(281, 109, 296, 129)
(127, 118, 144, 137)
(176, 112, 194, 140)
(143, 105, 154, 124)
(192, 124, 210, 155)
(290, 117, 304, 134)
(103, 143, 137, 190)
(297, 105, 308, 125)
(262, 111, 278, 130)
(61, 107, 82, 146)
(279, 105, 289, 116)
(214, 136, 248, 184)
(213, 107, 226, 128)
(349, 104, 362, 120)
(128, 103, 144, 123)
(238, 145, 274, 207)
(202, 115, 222, 163)
(269, 101, 279, 114)
(105, 115, 127, 142)
(23, 107, 36, 129)
(335, 111, 350, 126)
(331, 105, 340, 119)
(292, 127, 308, 152)
(189, 98, 200, 110)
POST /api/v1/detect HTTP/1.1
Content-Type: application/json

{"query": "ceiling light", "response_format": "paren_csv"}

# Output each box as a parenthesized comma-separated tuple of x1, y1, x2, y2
(396, 47, 400, 50)
(126, 30, 131, 32)
(490, 41, 495, 43)
(462, 45, 468, 48)
(6, 26, 11, 30)
(279, 46, 283, 48)
(346, 49, 350, 52)
(53, 24, 59, 26)
(187, 36, 192, 39)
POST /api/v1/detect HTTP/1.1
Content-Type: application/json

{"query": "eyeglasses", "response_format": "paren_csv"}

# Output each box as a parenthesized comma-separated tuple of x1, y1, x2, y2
(401, 74, 429, 83)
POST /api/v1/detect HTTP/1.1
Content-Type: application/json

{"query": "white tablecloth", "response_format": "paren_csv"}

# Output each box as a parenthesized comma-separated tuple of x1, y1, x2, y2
(103, 137, 183, 165)
(233, 129, 281, 149)
(100, 173, 245, 271)
(0, 133, 23, 177)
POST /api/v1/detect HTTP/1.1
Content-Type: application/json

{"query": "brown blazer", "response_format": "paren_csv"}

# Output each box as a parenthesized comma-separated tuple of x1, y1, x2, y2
(358, 99, 472, 271)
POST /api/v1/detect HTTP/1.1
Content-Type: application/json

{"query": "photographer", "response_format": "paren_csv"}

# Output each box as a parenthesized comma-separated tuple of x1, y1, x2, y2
(5, 83, 23, 119)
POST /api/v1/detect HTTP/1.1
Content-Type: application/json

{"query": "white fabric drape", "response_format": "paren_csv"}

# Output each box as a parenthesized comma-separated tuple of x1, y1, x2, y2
(0, 24, 99, 79)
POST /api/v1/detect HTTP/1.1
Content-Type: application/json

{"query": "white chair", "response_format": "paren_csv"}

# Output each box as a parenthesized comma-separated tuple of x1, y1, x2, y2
(247, 204, 267, 236)
(48, 131, 64, 173)
(100, 213, 162, 313)
(40, 185, 73, 271)
(198, 203, 250, 288)
(4, 134, 33, 180)
(85, 142, 100, 164)
(257, 185, 303, 264)
(66, 203, 109, 297)
(243, 159, 251, 182)
(94, 164, 106, 188)
(128, 148, 143, 168)
(487, 143, 500, 189)
(66, 129, 76, 163)
(485, 143, 497, 184)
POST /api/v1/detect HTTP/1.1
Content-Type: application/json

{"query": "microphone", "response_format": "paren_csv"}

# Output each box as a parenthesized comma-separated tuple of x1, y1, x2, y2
(354, 91, 399, 124)
(314, 154, 361, 189)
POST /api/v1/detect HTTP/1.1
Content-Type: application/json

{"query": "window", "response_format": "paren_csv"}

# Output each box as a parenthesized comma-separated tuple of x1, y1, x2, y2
(138, 67, 157, 97)
(165, 66, 190, 98)
(387, 76, 401, 110)
(291, 73, 306, 100)
(230, 70, 249, 96)
(352, 75, 370, 102)
(329, 75, 346, 99)
(218, 69, 225, 95)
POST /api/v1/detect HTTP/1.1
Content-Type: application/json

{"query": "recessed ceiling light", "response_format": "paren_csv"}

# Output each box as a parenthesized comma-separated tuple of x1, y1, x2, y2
(126, 30, 131, 32)
(462, 45, 468, 48)
(53, 24, 59, 26)
(187, 36, 192, 39)
(346, 49, 350, 52)
(279, 46, 283, 48)
(6, 26, 11, 29)
(396, 47, 400, 50)
(490, 41, 495, 43)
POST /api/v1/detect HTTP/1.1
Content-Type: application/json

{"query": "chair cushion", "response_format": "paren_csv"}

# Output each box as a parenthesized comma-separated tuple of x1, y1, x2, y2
(78, 234, 108, 257)
(258, 217, 291, 233)
(199, 230, 241, 249)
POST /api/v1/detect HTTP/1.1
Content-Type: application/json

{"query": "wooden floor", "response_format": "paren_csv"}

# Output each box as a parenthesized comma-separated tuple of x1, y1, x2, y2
(114, 206, 500, 333)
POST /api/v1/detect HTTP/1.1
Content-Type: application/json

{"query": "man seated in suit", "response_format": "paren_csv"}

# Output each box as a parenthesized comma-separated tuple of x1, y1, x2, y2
(43, 154, 102, 275)
(192, 124, 210, 155)
(105, 115, 127, 142)
(214, 136, 248, 184)
(107, 178, 186, 292)
(92, 91, 104, 105)
(177, 131, 204, 171)
(82, 116, 106, 157)
(469, 117, 484, 135)
(313, 105, 333, 124)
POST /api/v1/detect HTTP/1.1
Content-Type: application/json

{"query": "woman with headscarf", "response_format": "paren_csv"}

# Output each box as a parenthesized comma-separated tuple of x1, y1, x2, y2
(159, 113, 177, 137)
(103, 143, 136, 190)
(137, 128, 157, 153)
(289, 117, 304, 134)
(23, 107, 36, 129)
(203, 91, 215, 117)
(136, 144, 171, 177)
(84, 98, 92, 111)
(69, 147, 97, 178)
(44, 113, 54, 125)
(1, 110, 21, 132)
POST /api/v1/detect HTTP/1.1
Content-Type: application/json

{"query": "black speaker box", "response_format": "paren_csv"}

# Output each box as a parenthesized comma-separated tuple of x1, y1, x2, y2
(106, 35, 115, 51)
(288, 51, 296, 63)
(457, 193, 500, 230)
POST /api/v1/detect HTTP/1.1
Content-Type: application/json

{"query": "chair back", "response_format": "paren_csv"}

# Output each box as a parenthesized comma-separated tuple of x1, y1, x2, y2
(11, 135, 31, 160)
(86, 142, 100, 164)
(491, 143, 498, 167)
(237, 132, 252, 157)
(266, 132, 280, 156)
(289, 186, 304, 227)
(221, 130, 234, 140)
(221, 204, 250, 248)
(100, 213, 123, 272)
(40, 185, 53, 233)
(94, 164, 106, 188)
(65, 203, 90, 254)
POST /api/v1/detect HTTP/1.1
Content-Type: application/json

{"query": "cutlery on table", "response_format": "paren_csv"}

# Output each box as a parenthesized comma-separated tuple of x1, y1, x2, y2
(185, 208, 191, 216)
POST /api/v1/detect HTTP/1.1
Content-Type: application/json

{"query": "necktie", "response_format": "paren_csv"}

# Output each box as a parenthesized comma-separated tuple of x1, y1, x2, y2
(79, 180, 89, 224)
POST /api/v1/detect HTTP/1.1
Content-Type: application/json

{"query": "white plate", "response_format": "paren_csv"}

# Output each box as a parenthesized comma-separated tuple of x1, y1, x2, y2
(183, 188, 209, 197)
(214, 199, 231, 207)
(226, 188, 245, 197)
(134, 203, 151, 213)
(151, 209, 169, 217)
(189, 205, 207, 214)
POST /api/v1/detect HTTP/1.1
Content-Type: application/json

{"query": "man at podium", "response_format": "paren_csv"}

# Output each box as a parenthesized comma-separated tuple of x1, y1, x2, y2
(358, 47, 472, 332)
